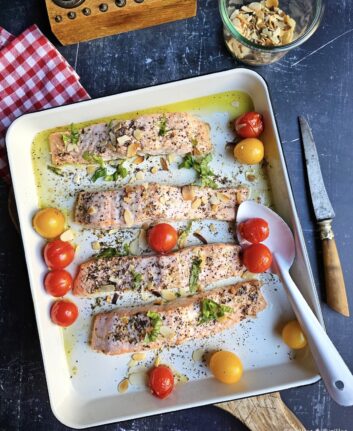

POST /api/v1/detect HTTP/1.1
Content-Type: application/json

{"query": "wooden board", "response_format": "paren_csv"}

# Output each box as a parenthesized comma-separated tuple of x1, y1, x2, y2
(45, 0, 197, 45)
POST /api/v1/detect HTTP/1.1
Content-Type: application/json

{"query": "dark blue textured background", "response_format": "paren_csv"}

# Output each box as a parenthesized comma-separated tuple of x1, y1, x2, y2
(1, 0, 353, 429)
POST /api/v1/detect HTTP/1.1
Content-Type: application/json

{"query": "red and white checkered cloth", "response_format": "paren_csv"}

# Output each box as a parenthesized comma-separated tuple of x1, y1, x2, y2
(0, 24, 90, 183)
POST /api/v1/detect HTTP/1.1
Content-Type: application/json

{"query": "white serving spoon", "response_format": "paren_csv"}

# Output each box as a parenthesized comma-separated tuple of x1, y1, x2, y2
(236, 200, 353, 406)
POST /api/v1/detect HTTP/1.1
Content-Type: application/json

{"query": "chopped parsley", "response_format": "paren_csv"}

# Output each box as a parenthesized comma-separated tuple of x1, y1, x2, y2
(179, 153, 217, 189)
(83, 151, 128, 182)
(178, 221, 193, 248)
(91, 166, 107, 182)
(131, 270, 142, 290)
(189, 256, 202, 293)
(198, 299, 232, 325)
(104, 162, 128, 181)
(158, 114, 171, 136)
(82, 151, 104, 166)
(95, 244, 130, 259)
(144, 311, 162, 343)
(62, 123, 79, 146)
(47, 165, 64, 176)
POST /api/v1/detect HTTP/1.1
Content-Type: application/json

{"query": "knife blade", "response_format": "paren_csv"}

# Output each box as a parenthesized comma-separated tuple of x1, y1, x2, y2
(299, 116, 335, 221)
(299, 116, 349, 317)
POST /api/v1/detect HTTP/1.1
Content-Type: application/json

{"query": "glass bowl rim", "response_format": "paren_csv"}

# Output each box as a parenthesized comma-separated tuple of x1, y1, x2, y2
(219, 0, 325, 53)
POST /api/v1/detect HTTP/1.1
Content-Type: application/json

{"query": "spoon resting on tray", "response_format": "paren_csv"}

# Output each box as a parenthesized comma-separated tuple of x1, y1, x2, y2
(236, 201, 353, 406)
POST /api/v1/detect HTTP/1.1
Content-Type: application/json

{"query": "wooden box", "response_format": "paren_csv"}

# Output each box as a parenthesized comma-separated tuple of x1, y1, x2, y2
(45, 0, 197, 45)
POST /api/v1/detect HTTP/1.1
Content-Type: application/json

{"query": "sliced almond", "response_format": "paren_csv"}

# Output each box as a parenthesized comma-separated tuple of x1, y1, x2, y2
(174, 372, 189, 384)
(192, 349, 205, 362)
(127, 359, 137, 368)
(123, 209, 134, 227)
(154, 355, 161, 367)
(178, 288, 189, 297)
(211, 204, 219, 213)
(117, 135, 131, 146)
(161, 290, 177, 301)
(182, 185, 195, 201)
(127, 142, 140, 157)
(210, 195, 220, 205)
(133, 155, 145, 165)
(132, 352, 146, 361)
(60, 229, 74, 242)
(118, 378, 129, 393)
(100, 284, 115, 292)
(160, 326, 175, 339)
(217, 192, 230, 203)
(128, 371, 148, 386)
(86, 165, 96, 175)
(150, 166, 159, 174)
(209, 223, 217, 233)
(191, 198, 202, 209)
(87, 206, 97, 215)
(167, 153, 176, 163)
(91, 241, 101, 251)
(135, 171, 145, 181)
(160, 157, 169, 171)
(139, 229, 148, 249)
(133, 129, 143, 140)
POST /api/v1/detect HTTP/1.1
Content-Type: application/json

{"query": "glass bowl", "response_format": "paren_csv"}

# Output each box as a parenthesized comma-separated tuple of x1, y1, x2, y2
(219, 0, 325, 66)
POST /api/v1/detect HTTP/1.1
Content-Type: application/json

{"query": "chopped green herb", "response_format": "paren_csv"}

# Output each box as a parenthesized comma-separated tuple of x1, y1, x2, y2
(62, 123, 79, 146)
(144, 311, 162, 343)
(123, 243, 130, 256)
(95, 247, 120, 259)
(158, 114, 171, 136)
(47, 165, 64, 176)
(82, 151, 104, 167)
(178, 221, 193, 248)
(131, 270, 142, 290)
(189, 256, 202, 293)
(198, 299, 232, 325)
(179, 153, 217, 189)
(91, 166, 107, 182)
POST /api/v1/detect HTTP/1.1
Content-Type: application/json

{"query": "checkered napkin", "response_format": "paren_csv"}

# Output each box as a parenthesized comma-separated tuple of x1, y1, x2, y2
(0, 24, 90, 183)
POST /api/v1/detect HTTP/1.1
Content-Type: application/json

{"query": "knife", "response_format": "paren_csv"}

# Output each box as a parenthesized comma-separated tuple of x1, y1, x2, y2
(299, 116, 349, 317)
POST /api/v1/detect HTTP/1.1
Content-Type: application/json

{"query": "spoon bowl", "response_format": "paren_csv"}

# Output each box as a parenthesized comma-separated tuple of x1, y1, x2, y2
(236, 201, 353, 406)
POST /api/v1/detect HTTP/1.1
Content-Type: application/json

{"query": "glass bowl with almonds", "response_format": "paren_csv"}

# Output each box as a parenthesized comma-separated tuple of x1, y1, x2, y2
(219, 0, 324, 65)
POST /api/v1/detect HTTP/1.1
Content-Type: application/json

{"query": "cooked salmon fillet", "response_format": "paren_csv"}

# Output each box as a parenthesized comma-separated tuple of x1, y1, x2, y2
(91, 280, 266, 355)
(74, 183, 249, 229)
(73, 243, 245, 297)
(50, 113, 212, 165)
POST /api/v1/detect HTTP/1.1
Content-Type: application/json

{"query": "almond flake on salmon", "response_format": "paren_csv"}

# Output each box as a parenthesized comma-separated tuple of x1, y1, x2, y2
(90, 280, 266, 355)
(73, 243, 245, 296)
(49, 113, 212, 165)
(74, 183, 248, 229)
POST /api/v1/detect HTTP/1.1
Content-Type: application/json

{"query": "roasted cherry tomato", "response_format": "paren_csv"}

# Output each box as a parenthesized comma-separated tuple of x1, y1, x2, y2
(282, 320, 307, 349)
(33, 208, 65, 239)
(44, 269, 73, 297)
(148, 365, 175, 399)
(209, 351, 243, 384)
(50, 300, 78, 327)
(44, 239, 75, 269)
(148, 223, 178, 253)
(238, 218, 270, 244)
(234, 111, 264, 138)
(234, 138, 264, 164)
(242, 243, 272, 273)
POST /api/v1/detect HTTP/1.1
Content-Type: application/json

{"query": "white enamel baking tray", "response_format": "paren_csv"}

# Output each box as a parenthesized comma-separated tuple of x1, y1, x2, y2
(6, 69, 323, 428)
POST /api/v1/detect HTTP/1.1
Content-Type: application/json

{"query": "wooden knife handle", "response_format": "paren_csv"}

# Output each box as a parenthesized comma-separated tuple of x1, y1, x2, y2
(319, 220, 350, 317)
(215, 392, 306, 431)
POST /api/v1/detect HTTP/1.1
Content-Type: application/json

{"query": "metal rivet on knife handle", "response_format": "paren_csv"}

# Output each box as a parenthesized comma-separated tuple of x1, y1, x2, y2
(318, 220, 349, 317)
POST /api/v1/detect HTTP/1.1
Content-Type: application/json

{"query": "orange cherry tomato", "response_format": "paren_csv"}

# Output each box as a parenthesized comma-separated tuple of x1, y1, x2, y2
(148, 223, 178, 253)
(238, 218, 269, 244)
(50, 300, 78, 327)
(242, 243, 272, 273)
(209, 351, 243, 384)
(44, 240, 75, 269)
(282, 320, 307, 349)
(148, 365, 175, 399)
(32, 208, 65, 239)
(234, 111, 264, 138)
(234, 138, 264, 164)
(44, 269, 73, 297)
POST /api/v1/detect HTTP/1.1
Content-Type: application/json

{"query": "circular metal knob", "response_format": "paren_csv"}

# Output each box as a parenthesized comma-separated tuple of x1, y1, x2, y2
(134, 0, 144, 3)
(99, 3, 108, 12)
(52, 0, 85, 9)
(115, 0, 126, 7)
(67, 11, 76, 19)
(82, 7, 91, 15)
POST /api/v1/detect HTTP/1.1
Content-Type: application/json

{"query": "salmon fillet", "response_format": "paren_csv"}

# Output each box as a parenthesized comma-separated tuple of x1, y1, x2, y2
(73, 243, 245, 297)
(50, 113, 212, 165)
(91, 280, 266, 355)
(74, 183, 249, 229)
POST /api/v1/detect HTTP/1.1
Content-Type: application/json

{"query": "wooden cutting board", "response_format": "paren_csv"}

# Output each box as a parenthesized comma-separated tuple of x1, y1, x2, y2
(8, 191, 305, 430)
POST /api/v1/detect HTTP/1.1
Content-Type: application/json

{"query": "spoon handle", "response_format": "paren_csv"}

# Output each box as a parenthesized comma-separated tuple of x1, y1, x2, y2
(274, 254, 353, 406)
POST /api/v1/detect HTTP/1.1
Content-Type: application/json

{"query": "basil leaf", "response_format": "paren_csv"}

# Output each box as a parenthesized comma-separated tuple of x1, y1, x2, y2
(130, 270, 142, 290)
(95, 247, 119, 258)
(189, 256, 202, 293)
(91, 166, 107, 182)
(47, 165, 64, 176)
(178, 154, 217, 188)
(198, 299, 232, 324)
(144, 311, 162, 343)
(158, 114, 171, 137)
(178, 221, 193, 248)
(62, 123, 79, 146)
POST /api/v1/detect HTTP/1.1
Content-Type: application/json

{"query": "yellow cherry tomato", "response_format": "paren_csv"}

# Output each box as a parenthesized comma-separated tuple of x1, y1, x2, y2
(209, 351, 243, 384)
(234, 138, 264, 164)
(33, 208, 65, 239)
(282, 320, 307, 350)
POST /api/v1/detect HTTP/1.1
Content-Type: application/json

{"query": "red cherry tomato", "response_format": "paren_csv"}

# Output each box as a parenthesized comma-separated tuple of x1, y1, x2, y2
(238, 218, 269, 244)
(234, 112, 264, 139)
(148, 365, 175, 399)
(50, 300, 78, 327)
(44, 240, 75, 269)
(148, 223, 178, 253)
(44, 269, 73, 297)
(242, 243, 272, 273)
